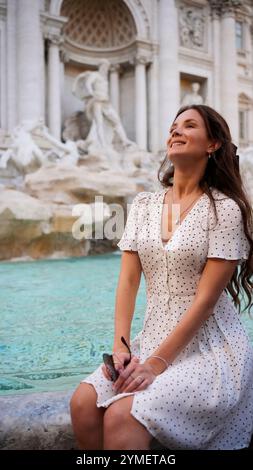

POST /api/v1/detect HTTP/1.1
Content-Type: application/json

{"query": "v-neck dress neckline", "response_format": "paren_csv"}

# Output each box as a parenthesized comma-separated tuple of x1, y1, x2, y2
(159, 188, 207, 250)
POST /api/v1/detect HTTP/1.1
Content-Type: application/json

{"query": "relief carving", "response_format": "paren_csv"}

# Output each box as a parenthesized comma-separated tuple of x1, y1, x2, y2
(179, 4, 205, 49)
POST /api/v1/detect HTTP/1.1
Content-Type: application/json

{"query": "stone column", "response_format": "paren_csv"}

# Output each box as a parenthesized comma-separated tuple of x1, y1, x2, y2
(17, 0, 43, 122)
(39, 16, 46, 123)
(109, 64, 120, 114)
(158, 0, 180, 150)
(135, 56, 147, 150)
(220, 4, 239, 143)
(210, 6, 221, 111)
(6, 0, 17, 129)
(248, 107, 253, 146)
(59, 50, 68, 124)
(0, 4, 7, 129)
(244, 19, 253, 70)
(149, 45, 159, 153)
(47, 33, 62, 140)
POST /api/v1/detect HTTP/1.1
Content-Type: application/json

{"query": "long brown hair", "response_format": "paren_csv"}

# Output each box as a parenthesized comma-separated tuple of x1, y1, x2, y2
(158, 104, 253, 314)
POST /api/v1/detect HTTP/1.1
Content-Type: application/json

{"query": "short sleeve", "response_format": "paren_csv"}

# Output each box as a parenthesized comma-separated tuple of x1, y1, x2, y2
(117, 192, 147, 252)
(207, 197, 250, 263)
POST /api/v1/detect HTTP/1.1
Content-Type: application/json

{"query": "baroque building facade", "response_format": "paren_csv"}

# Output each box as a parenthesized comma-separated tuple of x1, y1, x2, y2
(0, 0, 253, 152)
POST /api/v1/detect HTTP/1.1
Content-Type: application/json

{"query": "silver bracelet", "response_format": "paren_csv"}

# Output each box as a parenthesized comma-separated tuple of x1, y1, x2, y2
(150, 355, 169, 370)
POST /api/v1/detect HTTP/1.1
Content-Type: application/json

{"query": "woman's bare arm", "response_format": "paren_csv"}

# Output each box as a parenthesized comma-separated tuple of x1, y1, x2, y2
(113, 251, 142, 352)
(145, 257, 239, 374)
(113, 257, 239, 393)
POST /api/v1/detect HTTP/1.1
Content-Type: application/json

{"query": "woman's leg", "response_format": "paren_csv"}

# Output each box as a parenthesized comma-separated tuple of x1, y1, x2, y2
(70, 383, 105, 450)
(103, 396, 152, 450)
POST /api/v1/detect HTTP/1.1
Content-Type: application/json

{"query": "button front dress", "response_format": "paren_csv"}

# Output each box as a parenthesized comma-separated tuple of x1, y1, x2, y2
(82, 187, 253, 450)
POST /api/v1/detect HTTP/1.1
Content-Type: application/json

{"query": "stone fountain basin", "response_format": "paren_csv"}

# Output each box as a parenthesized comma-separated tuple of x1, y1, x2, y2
(0, 390, 252, 450)
(0, 390, 77, 450)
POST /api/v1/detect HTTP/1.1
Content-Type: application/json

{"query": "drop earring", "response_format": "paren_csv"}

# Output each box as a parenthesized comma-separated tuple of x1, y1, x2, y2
(208, 150, 216, 160)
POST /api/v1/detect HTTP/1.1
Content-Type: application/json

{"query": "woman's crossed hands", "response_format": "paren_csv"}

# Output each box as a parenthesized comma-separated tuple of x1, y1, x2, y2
(102, 351, 156, 393)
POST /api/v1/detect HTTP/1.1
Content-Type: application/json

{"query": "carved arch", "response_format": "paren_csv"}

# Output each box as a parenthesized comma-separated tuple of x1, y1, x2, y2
(49, 0, 150, 40)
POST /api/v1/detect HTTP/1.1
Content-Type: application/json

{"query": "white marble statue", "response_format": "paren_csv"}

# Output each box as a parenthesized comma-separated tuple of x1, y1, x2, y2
(0, 121, 44, 172)
(72, 59, 134, 155)
(181, 82, 204, 106)
(0, 119, 79, 174)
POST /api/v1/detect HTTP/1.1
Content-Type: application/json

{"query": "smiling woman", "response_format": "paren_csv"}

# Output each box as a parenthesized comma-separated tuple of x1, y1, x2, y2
(70, 104, 253, 451)
(168, 112, 220, 169)
(160, 105, 253, 313)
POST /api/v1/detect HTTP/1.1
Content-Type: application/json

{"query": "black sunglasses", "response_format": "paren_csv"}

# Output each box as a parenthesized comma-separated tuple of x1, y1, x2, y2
(103, 336, 131, 382)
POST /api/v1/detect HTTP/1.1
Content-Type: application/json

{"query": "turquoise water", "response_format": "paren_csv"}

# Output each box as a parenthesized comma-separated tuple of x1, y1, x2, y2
(0, 254, 146, 395)
(0, 254, 252, 395)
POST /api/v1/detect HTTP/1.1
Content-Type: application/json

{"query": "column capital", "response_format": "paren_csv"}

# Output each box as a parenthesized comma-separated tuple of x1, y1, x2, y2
(208, 0, 242, 19)
(41, 11, 67, 45)
(208, 1, 222, 20)
(222, 0, 242, 18)
(135, 55, 149, 66)
(45, 31, 64, 47)
(110, 64, 121, 73)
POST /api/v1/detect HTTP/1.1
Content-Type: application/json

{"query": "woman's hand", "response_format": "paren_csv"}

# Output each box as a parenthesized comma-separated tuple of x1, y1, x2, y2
(101, 351, 133, 382)
(113, 360, 156, 393)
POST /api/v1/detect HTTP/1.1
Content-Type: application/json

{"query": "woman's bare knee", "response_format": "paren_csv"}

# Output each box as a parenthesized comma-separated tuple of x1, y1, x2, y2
(71, 383, 96, 410)
(70, 383, 101, 417)
(70, 383, 104, 449)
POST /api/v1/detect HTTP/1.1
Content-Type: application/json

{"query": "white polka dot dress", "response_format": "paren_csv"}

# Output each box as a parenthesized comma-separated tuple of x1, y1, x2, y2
(82, 187, 253, 450)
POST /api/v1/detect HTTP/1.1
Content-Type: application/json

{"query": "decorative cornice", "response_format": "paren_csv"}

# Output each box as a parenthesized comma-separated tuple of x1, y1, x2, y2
(179, 48, 213, 69)
(41, 11, 68, 41)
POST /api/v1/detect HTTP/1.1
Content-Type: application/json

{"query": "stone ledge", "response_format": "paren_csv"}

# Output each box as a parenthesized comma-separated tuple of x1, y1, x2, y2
(0, 389, 163, 450)
(0, 390, 252, 450)
(0, 390, 77, 450)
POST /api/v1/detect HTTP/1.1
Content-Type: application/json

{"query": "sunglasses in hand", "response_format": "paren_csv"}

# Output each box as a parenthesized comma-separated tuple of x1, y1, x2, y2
(103, 336, 131, 382)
